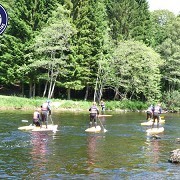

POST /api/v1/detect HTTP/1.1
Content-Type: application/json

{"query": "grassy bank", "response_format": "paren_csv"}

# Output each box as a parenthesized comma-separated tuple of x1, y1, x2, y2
(0, 95, 148, 112)
(0, 95, 44, 110)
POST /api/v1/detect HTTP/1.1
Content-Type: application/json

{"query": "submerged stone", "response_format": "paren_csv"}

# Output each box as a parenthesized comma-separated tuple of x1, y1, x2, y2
(175, 138, 180, 144)
(168, 149, 180, 163)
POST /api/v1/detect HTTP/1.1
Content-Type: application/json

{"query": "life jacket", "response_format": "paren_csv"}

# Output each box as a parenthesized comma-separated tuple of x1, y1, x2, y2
(101, 103, 105, 108)
(41, 102, 49, 111)
(90, 105, 98, 114)
(147, 106, 153, 113)
(153, 105, 161, 113)
(33, 111, 39, 120)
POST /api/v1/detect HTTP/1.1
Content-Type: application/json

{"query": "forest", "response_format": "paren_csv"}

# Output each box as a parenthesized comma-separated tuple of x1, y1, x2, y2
(0, 0, 179, 110)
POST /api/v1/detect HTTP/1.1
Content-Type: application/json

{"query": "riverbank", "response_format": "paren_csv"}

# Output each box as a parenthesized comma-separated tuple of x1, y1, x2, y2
(0, 95, 148, 112)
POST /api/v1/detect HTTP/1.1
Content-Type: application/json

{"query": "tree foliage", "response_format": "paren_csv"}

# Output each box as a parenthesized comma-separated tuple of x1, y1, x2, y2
(30, 4, 76, 99)
(150, 10, 176, 47)
(0, 0, 179, 107)
(71, 0, 111, 100)
(156, 15, 180, 92)
(108, 40, 163, 101)
(106, 0, 153, 45)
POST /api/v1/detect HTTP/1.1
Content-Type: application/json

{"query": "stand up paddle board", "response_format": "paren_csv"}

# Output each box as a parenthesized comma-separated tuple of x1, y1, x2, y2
(146, 127, 164, 135)
(85, 125, 101, 133)
(141, 119, 165, 126)
(18, 124, 58, 132)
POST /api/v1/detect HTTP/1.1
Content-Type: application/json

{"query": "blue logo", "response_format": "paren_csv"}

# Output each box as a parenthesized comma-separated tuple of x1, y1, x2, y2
(0, 4, 8, 35)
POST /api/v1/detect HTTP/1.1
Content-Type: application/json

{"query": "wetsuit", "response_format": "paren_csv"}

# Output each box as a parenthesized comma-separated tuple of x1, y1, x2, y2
(152, 105, 162, 128)
(89, 105, 99, 128)
(100, 102, 105, 114)
(146, 105, 153, 120)
(33, 111, 41, 127)
(41, 102, 51, 128)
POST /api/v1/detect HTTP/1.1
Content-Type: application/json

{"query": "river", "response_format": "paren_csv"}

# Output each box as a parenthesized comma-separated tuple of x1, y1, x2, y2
(0, 110, 179, 179)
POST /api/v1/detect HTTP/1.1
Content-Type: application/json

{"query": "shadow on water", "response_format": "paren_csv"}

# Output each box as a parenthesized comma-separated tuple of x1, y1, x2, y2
(0, 111, 179, 179)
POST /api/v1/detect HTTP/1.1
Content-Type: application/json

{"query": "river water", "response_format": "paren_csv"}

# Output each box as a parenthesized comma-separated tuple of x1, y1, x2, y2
(0, 110, 179, 179)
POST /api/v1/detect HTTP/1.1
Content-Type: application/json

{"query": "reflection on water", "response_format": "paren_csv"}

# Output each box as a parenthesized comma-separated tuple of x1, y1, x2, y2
(86, 116, 107, 168)
(150, 139, 160, 164)
(29, 132, 50, 178)
(145, 137, 161, 164)
(30, 132, 49, 160)
(87, 134, 104, 166)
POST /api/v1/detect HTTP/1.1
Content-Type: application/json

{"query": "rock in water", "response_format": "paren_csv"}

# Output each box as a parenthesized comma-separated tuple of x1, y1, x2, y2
(168, 149, 180, 163)
(151, 135, 161, 139)
(175, 138, 180, 144)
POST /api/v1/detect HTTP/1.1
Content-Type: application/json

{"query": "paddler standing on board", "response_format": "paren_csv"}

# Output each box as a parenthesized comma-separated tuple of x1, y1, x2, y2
(89, 102, 99, 128)
(33, 108, 41, 127)
(41, 100, 51, 128)
(100, 100, 105, 115)
(151, 103, 162, 129)
(146, 104, 153, 121)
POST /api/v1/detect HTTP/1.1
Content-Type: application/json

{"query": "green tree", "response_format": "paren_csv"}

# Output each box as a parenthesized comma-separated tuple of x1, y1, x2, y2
(163, 90, 180, 112)
(15, 0, 60, 97)
(71, 0, 111, 100)
(150, 10, 176, 47)
(0, 35, 24, 86)
(94, 53, 113, 102)
(106, 0, 153, 45)
(157, 16, 180, 93)
(0, 1, 30, 90)
(0, 0, 58, 96)
(108, 40, 164, 101)
(30, 4, 76, 99)
(14, 0, 57, 31)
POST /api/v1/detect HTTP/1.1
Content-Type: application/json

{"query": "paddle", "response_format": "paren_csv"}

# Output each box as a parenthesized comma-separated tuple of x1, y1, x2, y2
(49, 115, 54, 125)
(21, 120, 33, 127)
(21, 120, 28, 123)
(97, 116, 107, 132)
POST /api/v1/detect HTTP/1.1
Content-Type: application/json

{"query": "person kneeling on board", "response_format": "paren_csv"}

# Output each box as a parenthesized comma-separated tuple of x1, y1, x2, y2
(33, 108, 41, 127)
(152, 103, 162, 129)
(41, 100, 51, 128)
(89, 102, 99, 128)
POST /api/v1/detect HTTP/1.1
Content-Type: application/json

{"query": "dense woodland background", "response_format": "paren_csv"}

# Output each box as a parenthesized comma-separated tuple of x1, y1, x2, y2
(0, 0, 179, 110)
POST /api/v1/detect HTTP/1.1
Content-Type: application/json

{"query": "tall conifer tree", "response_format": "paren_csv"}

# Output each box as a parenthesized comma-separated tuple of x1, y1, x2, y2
(106, 0, 153, 46)
(71, 0, 111, 100)
(0, 0, 59, 95)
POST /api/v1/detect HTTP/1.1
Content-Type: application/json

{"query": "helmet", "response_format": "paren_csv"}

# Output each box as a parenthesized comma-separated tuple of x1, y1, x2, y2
(93, 102, 96, 105)
(46, 100, 51, 103)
